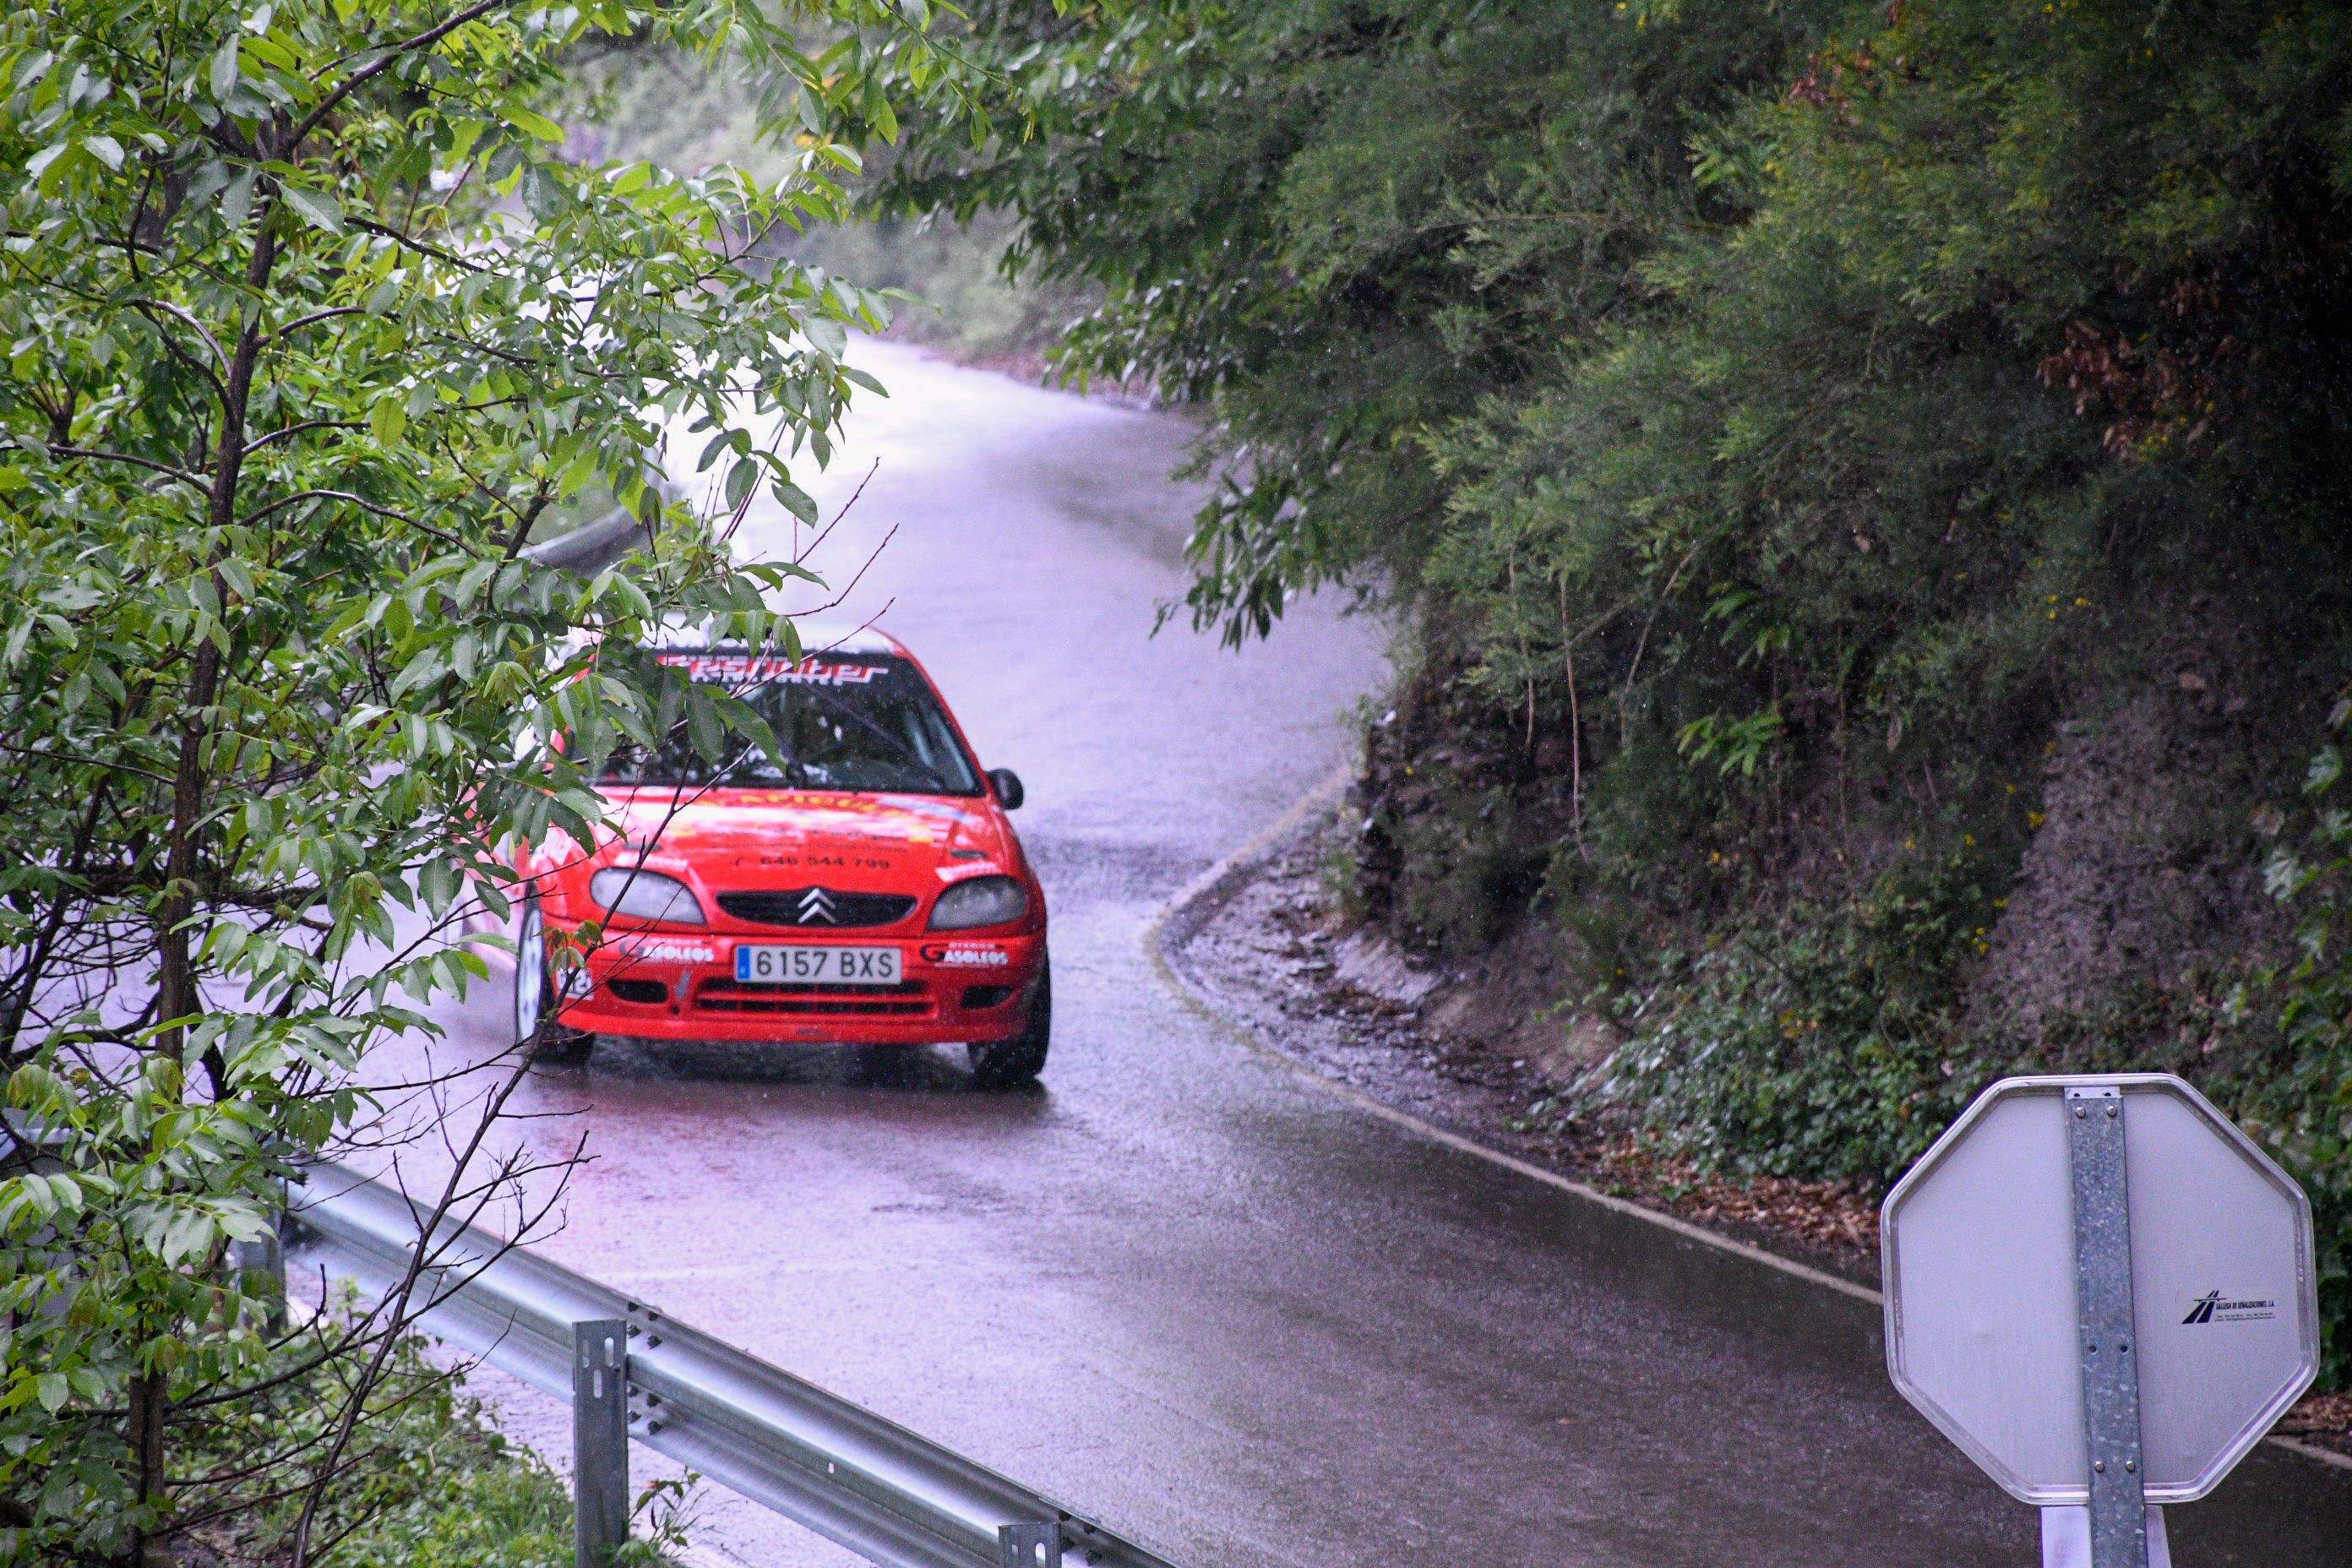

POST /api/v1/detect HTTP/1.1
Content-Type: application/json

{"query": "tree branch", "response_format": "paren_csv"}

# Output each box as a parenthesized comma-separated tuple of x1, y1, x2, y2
(286, 0, 519, 153)
(264, 307, 365, 346)
(44, 444, 210, 493)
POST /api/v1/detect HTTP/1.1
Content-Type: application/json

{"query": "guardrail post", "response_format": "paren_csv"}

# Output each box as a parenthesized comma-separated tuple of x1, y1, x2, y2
(573, 1318, 630, 1568)
(999, 1521, 1063, 1567)
(226, 1227, 286, 1332)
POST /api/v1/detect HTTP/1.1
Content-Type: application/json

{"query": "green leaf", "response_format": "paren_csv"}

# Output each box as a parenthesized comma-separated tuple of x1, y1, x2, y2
(210, 36, 240, 99)
(221, 168, 255, 227)
(2306, 746, 2343, 797)
(520, 164, 564, 221)
(773, 481, 819, 525)
(280, 184, 344, 234)
(724, 455, 759, 511)
(83, 136, 123, 172)
(368, 399, 407, 446)
(505, 106, 564, 143)
(805, 313, 847, 358)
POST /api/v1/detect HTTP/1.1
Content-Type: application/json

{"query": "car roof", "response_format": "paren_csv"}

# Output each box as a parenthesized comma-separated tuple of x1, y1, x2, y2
(646, 615, 906, 658)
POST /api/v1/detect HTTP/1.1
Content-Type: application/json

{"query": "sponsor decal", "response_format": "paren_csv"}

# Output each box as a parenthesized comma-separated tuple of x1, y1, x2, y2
(614, 936, 716, 965)
(657, 653, 882, 687)
(922, 943, 1011, 967)
(2180, 1289, 2279, 1326)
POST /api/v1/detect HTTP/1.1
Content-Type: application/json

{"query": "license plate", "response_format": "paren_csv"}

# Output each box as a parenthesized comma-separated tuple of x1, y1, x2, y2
(734, 945, 901, 986)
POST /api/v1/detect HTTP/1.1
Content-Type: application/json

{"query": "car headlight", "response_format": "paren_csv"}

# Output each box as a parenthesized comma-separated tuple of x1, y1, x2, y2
(589, 867, 706, 926)
(928, 875, 1029, 930)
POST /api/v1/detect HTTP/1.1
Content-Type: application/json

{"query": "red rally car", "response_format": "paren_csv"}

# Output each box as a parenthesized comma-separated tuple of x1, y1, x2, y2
(507, 626, 1050, 1085)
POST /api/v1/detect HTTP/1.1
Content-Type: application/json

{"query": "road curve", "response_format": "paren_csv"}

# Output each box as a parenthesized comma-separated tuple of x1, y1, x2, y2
(378, 342, 2352, 1566)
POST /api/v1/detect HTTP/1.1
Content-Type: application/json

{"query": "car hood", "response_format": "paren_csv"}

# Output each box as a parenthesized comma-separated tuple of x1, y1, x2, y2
(596, 787, 1019, 889)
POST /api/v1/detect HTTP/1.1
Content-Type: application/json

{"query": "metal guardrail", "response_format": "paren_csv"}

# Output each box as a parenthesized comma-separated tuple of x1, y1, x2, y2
(524, 505, 651, 573)
(292, 1162, 1179, 1568)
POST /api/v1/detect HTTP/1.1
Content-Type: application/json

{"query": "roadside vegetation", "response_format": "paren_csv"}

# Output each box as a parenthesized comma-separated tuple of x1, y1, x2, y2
(871, 1, 2352, 1385)
(176, 1323, 686, 1568)
(0, 1, 991, 1560)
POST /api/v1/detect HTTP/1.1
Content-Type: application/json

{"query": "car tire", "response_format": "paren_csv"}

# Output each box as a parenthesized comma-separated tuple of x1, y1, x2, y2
(514, 896, 592, 1063)
(967, 961, 1050, 1088)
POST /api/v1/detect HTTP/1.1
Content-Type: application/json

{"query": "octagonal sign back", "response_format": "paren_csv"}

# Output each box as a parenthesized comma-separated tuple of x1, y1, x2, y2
(1881, 1073, 2317, 1505)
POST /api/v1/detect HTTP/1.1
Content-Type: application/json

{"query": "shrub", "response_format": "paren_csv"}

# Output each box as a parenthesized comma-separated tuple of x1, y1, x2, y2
(2242, 710, 2352, 1385)
(1603, 845, 2003, 1186)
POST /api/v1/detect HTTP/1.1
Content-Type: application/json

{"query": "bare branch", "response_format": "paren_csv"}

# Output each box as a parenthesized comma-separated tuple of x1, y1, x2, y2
(42, 444, 210, 493)
(265, 307, 365, 346)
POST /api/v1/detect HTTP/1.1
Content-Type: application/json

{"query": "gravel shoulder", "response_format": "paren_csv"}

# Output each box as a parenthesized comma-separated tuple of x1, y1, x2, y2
(1157, 801, 1882, 1282)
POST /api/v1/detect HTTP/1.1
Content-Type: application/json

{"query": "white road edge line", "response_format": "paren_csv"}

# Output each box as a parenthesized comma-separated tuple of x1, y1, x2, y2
(1142, 762, 2352, 1478)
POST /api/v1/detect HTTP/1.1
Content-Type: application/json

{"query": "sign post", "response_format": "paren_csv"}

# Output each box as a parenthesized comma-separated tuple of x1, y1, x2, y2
(1881, 1074, 2319, 1566)
(2066, 1083, 2150, 1567)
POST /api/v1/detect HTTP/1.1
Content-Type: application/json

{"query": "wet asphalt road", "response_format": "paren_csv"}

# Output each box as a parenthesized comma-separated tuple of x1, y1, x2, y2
(361, 342, 2352, 1565)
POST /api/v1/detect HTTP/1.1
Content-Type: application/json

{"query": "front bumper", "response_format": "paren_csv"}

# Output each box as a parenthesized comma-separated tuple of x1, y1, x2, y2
(547, 925, 1046, 1045)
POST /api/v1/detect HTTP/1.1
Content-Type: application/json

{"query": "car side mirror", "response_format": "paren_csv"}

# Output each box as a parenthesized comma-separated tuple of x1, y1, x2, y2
(988, 768, 1025, 810)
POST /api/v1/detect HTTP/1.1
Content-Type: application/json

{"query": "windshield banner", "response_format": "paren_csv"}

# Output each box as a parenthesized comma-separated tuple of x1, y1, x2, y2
(657, 653, 884, 687)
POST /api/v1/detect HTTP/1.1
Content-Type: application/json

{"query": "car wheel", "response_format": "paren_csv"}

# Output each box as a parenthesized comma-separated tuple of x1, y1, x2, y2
(514, 896, 592, 1063)
(967, 961, 1049, 1088)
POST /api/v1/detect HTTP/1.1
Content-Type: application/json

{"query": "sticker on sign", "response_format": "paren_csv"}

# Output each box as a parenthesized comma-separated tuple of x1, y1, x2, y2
(2176, 1291, 2278, 1326)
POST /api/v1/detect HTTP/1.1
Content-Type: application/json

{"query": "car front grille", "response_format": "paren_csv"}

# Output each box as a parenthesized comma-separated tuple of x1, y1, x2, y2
(715, 888, 918, 929)
(694, 979, 931, 1017)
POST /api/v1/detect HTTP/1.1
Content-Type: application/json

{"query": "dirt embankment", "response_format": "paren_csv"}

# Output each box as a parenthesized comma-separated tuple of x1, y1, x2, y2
(1973, 592, 2300, 1040)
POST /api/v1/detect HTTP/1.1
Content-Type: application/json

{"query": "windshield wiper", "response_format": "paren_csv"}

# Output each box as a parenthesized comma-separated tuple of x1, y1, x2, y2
(801, 689, 948, 788)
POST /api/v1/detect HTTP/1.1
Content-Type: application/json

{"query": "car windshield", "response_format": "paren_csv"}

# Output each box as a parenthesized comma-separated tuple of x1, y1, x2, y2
(598, 650, 983, 796)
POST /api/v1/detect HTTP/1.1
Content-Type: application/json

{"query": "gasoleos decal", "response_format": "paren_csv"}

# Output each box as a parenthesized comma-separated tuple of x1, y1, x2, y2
(923, 943, 1012, 967)
(610, 935, 718, 966)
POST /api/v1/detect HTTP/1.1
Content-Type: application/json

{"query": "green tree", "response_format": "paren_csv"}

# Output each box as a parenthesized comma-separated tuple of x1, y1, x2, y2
(882, 0, 2352, 1377)
(0, 1, 983, 1558)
